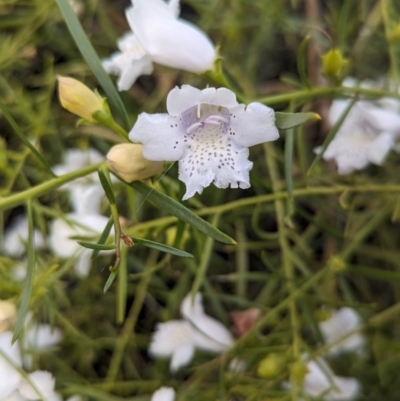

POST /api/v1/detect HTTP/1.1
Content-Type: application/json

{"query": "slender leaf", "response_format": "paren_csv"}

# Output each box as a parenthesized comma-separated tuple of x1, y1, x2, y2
(297, 35, 311, 88)
(128, 181, 236, 244)
(98, 168, 116, 204)
(92, 217, 114, 258)
(275, 112, 320, 130)
(0, 102, 55, 177)
(13, 201, 36, 343)
(104, 270, 118, 293)
(130, 236, 194, 258)
(78, 241, 115, 251)
(54, 0, 130, 129)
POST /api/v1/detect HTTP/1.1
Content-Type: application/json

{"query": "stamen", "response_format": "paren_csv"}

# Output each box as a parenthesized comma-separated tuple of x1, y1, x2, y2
(204, 115, 229, 124)
(197, 104, 201, 119)
(186, 122, 203, 134)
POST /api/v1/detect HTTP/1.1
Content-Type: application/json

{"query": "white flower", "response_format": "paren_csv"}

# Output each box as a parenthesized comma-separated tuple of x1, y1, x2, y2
(149, 292, 233, 372)
(301, 356, 360, 401)
(319, 308, 365, 355)
(53, 148, 104, 186)
(151, 387, 175, 401)
(49, 213, 114, 277)
(3, 216, 45, 258)
(130, 85, 279, 200)
(319, 79, 400, 174)
(103, 0, 216, 91)
(0, 332, 23, 399)
(18, 370, 60, 400)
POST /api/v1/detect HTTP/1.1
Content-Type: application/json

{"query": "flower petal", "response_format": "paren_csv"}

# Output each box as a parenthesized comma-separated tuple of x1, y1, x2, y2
(366, 107, 400, 134)
(129, 113, 187, 161)
(170, 342, 195, 372)
(167, 86, 238, 116)
(127, 2, 215, 73)
(367, 132, 394, 165)
(24, 323, 62, 350)
(319, 308, 365, 356)
(18, 371, 56, 400)
(149, 320, 194, 357)
(151, 387, 176, 401)
(0, 332, 22, 399)
(228, 102, 279, 148)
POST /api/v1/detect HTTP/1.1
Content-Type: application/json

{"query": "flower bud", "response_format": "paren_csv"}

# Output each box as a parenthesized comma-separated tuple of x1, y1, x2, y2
(290, 360, 308, 386)
(257, 353, 285, 379)
(0, 300, 17, 332)
(57, 76, 107, 122)
(321, 49, 347, 81)
(107, 143, 164, 182)
(327, 255, 346, 272)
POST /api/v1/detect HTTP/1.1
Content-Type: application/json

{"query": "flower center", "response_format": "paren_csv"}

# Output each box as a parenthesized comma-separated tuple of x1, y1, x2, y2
(185, 104, 229, 134)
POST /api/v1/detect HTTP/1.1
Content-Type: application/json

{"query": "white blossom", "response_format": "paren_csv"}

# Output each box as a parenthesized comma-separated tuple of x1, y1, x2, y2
(149, 293, 233, 372)
(318, 79, 400, 174)
(319, 308, 365, 356)
(301, 356, 360, 401)
(130, 85, 279, 200)
(103, 0, 216, 91)
(18, 370, 60, 401)
(151, 387, 175, 401)
(0, 332, 23, 399)
(49, 213, 114, 277)
(3, 216, 45, 258)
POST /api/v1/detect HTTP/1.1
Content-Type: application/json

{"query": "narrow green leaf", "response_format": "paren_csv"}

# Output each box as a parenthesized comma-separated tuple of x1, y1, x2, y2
(77, 241, 115, 251)
(92, 217, 114, 258)
(275, 112, 320, 130)
(98, 168, 116, 205)
(104, 270, 118, 293)
(297, 35, 311, 88)
(0, 102, 55, 177)
(284, 104, 295, 200)
(128, 181, 236, 244)
(54, 0, 130, 129)
(307, 98, 356, 175)
(130, 236, 194, 258)
(13, 201, 36, 343)
(192, 214, 220, 296)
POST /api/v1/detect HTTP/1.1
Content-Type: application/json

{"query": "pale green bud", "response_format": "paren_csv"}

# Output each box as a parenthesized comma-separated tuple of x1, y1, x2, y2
(321, 49, 347, 81)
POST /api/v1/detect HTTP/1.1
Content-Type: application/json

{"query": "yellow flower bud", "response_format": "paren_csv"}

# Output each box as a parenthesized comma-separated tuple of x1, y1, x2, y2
(0, 300, 17, 333)
(107, 143, 164, 182)
(57, 76, 107, 122)
(321, 49, 347, 81)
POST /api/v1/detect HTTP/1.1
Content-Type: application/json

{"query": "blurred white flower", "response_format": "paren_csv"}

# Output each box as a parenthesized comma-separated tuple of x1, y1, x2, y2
(301, 356, 360, 401)
(151, 387, 175, 401)
(149, 292, 233, 372)
(3, 216, 45, 258)
(49, 213, 114, 277)
(53, 148, 104, 182)
(18, 370, 61, 401)
(0, 301, 17, 333)
(319, 308, 365, 356)
(103, 0, 216, 91)
(130, 85, 279, 200)
(0, 332, 23, 399)
(318, 78, 400, 174)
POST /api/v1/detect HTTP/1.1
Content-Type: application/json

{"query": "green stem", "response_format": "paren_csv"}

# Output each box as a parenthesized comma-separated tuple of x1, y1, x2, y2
(0, 162, 104, 211)
(265, 144, 300, 401)
(257, 85, 400, 106)
(105, 119, 130, 141)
